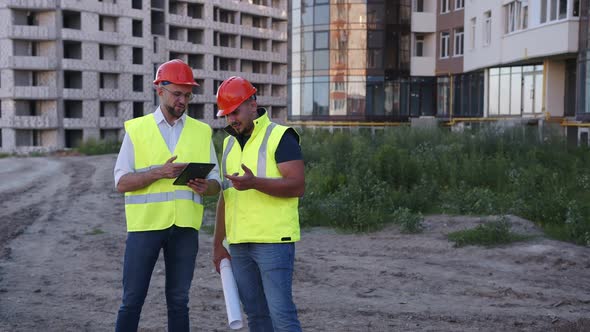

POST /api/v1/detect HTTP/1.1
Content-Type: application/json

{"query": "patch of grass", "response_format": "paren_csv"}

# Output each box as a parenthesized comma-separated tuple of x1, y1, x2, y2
(28, 151, 46, 157)
(447, 217, 529, 248)
(0, 153, 11, 159)
(298, 126, 590, 243)
(86, 227, 105, 235)
(76, 139, 120, 155)
(391, 207, 424, 234)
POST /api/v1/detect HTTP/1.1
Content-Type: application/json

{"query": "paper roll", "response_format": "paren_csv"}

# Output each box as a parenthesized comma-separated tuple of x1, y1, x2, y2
(220, 258, 243, 329)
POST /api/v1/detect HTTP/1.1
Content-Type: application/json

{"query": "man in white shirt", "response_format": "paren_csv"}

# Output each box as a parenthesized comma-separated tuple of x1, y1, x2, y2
(113, 59, 220, 332)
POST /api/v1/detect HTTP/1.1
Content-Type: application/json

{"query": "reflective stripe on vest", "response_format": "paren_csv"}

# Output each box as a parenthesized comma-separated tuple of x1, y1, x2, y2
(125, 190, 203, 205)
(221, 123, 277, 190)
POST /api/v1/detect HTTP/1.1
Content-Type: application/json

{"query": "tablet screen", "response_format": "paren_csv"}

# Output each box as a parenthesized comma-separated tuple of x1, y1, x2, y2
(173, 163, 215, 185)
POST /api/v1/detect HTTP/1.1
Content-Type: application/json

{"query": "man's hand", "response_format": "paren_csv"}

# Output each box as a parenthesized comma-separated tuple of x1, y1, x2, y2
(187, 178, 209, 195)
(155, 156, 186, 179)
(117, 155, 186, 193)
(224, 164, 256, 191)
(212, 243, 231, 273)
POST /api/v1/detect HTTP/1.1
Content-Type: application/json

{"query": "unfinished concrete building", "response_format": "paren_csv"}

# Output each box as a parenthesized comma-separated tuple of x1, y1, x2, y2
(0, 0, 288, 153)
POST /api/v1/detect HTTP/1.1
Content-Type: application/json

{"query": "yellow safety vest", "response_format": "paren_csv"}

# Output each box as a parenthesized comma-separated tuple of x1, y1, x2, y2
(221, 111, 300, 244)
(124, 114, 213, 232)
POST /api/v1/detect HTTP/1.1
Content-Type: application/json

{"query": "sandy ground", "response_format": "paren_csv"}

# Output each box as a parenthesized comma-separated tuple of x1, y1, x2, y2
(0, 154, 589, 332)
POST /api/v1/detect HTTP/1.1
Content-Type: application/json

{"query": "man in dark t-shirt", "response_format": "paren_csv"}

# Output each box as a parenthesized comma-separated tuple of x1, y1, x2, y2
(213, 76, 304, 332)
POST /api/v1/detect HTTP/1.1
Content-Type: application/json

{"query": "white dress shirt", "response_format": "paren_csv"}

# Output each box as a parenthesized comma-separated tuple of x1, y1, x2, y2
(114, 106, 221, 187)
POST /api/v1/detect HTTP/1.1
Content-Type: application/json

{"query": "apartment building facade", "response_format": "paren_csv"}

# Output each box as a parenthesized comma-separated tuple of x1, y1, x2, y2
(291, 0, 583, 133)
(0, 0, 288, 153)
(289, 0, 413, 123)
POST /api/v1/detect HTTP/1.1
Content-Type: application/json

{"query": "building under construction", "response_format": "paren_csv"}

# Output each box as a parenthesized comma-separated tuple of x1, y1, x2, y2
(0, 0, 288, 153)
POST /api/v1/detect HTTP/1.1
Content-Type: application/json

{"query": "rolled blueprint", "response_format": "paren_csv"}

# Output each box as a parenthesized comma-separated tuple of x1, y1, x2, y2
(220, 258, 243, 329)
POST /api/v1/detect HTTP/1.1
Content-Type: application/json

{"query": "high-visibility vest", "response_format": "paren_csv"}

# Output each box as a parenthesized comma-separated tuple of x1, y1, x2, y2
(124, 114, 212, 232)
(221, 111, 300, 243)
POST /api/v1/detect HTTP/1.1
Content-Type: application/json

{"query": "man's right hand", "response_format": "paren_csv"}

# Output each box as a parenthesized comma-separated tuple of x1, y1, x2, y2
(212, 243, 231, 273)
(156, 156, 186, 179)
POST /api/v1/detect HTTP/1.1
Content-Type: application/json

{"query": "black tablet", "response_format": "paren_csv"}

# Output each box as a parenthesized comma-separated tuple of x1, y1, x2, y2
(173, 162, 215, 185)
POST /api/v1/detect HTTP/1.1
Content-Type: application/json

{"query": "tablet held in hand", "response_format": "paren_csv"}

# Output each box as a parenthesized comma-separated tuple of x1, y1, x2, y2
(173, 163, 215, 185)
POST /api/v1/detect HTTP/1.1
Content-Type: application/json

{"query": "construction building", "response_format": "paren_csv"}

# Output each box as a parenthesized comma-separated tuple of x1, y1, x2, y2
(0, 0, 288, 153)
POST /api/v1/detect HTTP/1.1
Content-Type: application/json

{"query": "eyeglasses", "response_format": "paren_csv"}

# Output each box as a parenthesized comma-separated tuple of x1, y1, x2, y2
(161, 86, 194, 102)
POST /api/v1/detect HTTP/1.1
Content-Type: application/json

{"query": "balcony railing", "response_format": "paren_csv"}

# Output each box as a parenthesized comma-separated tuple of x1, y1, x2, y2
(5, 0, 57, 9)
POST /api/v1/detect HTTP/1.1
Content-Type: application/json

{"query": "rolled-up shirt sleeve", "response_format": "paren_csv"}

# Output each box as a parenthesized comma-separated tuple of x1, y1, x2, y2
(114, 133, 135, 188)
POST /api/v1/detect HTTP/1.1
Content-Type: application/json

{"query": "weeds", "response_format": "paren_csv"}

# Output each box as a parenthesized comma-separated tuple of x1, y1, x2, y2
(76, 139, 120, 155)
(447, 216, 528, 247)
(298, 126, 590, 244)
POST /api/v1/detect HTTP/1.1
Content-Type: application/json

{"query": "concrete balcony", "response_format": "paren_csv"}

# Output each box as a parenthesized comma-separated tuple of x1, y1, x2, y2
(167, 40, 200, 54)
(410, 56, 436, 76)
(94, 60, 126, 73)
(61, 28, 86, 41)
(192, 95, 216, 104)
(215, 47, 284, 63)
(168, 13, 208, 29)
(63, 88, 97, 99)
(64, 118, 97, 128)
(411, 12, 436, 33)
(10, 116, 59, 129)
(501, 19, 579, 64)
(8, 56, 58, 70)
(258, 96, 286, 106)
(95, 31, 126, 44)
(5, 0, 57, 9)
(10, 25, 56, 40)
(62, 58, 90, 71)
(234, 2, 287, 19)
(12, 86, 58, 99)
(98, 89, 125, 101)
(99, 117, 124, 128)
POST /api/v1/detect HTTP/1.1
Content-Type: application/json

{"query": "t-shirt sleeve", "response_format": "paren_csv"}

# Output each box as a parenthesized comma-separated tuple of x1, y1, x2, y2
(275, 128, 303, 163)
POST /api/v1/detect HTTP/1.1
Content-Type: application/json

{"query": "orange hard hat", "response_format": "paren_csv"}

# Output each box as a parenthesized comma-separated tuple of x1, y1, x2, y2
(216, 76, 257, 117)
(153, 59, 199, 86)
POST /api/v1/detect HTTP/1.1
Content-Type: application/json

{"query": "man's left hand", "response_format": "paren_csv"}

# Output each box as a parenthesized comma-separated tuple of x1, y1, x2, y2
(187, 178, 209, 195)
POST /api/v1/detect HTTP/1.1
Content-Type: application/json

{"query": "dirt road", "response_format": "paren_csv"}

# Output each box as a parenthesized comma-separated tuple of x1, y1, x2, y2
(0, 155, 589, 331)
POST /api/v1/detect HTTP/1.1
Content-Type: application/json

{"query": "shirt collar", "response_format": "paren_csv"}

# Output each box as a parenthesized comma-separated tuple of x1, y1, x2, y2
(154, 106, 186, 127)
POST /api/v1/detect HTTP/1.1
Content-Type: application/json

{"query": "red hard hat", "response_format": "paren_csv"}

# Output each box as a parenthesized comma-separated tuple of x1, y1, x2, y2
(216, 76, 257, 117)
(153, 59, 199, 86)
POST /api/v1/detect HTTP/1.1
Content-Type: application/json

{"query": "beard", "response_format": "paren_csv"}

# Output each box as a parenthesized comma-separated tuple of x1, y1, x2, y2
(165, 104, 185, 119)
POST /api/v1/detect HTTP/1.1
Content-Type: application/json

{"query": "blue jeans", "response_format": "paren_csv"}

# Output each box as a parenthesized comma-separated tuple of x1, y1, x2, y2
(229, 243, 301, 332)
(115, 225, 199, 332)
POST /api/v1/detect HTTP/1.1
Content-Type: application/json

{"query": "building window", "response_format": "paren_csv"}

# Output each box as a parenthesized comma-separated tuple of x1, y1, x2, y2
(483, 11, 491, 46)
(440, 0, 450, 13)
(414, 0, 424, 12)
(455, 0, 464, 10)
(470, 18, 476, 49)
(574, 0, 580, 16)
(415, 35, 424, 56)
(540, 0, 568, 23)
(505, 1, 528, 33)
(440, 32, 449, 58)
(454, 28, 464, 56)
(133, 75, 143, 92)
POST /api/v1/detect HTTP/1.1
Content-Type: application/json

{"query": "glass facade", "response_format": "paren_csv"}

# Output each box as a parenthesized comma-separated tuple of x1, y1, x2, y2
(290, 0, 411, 122)
(577, 0, 590, 120)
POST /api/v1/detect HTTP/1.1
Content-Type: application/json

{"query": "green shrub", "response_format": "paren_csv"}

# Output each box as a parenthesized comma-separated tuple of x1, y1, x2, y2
(77, 139, 121, 155)
(298, 125, 590, 244)
(447, 216, 528, 247)
(391, 207, 423, 234)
